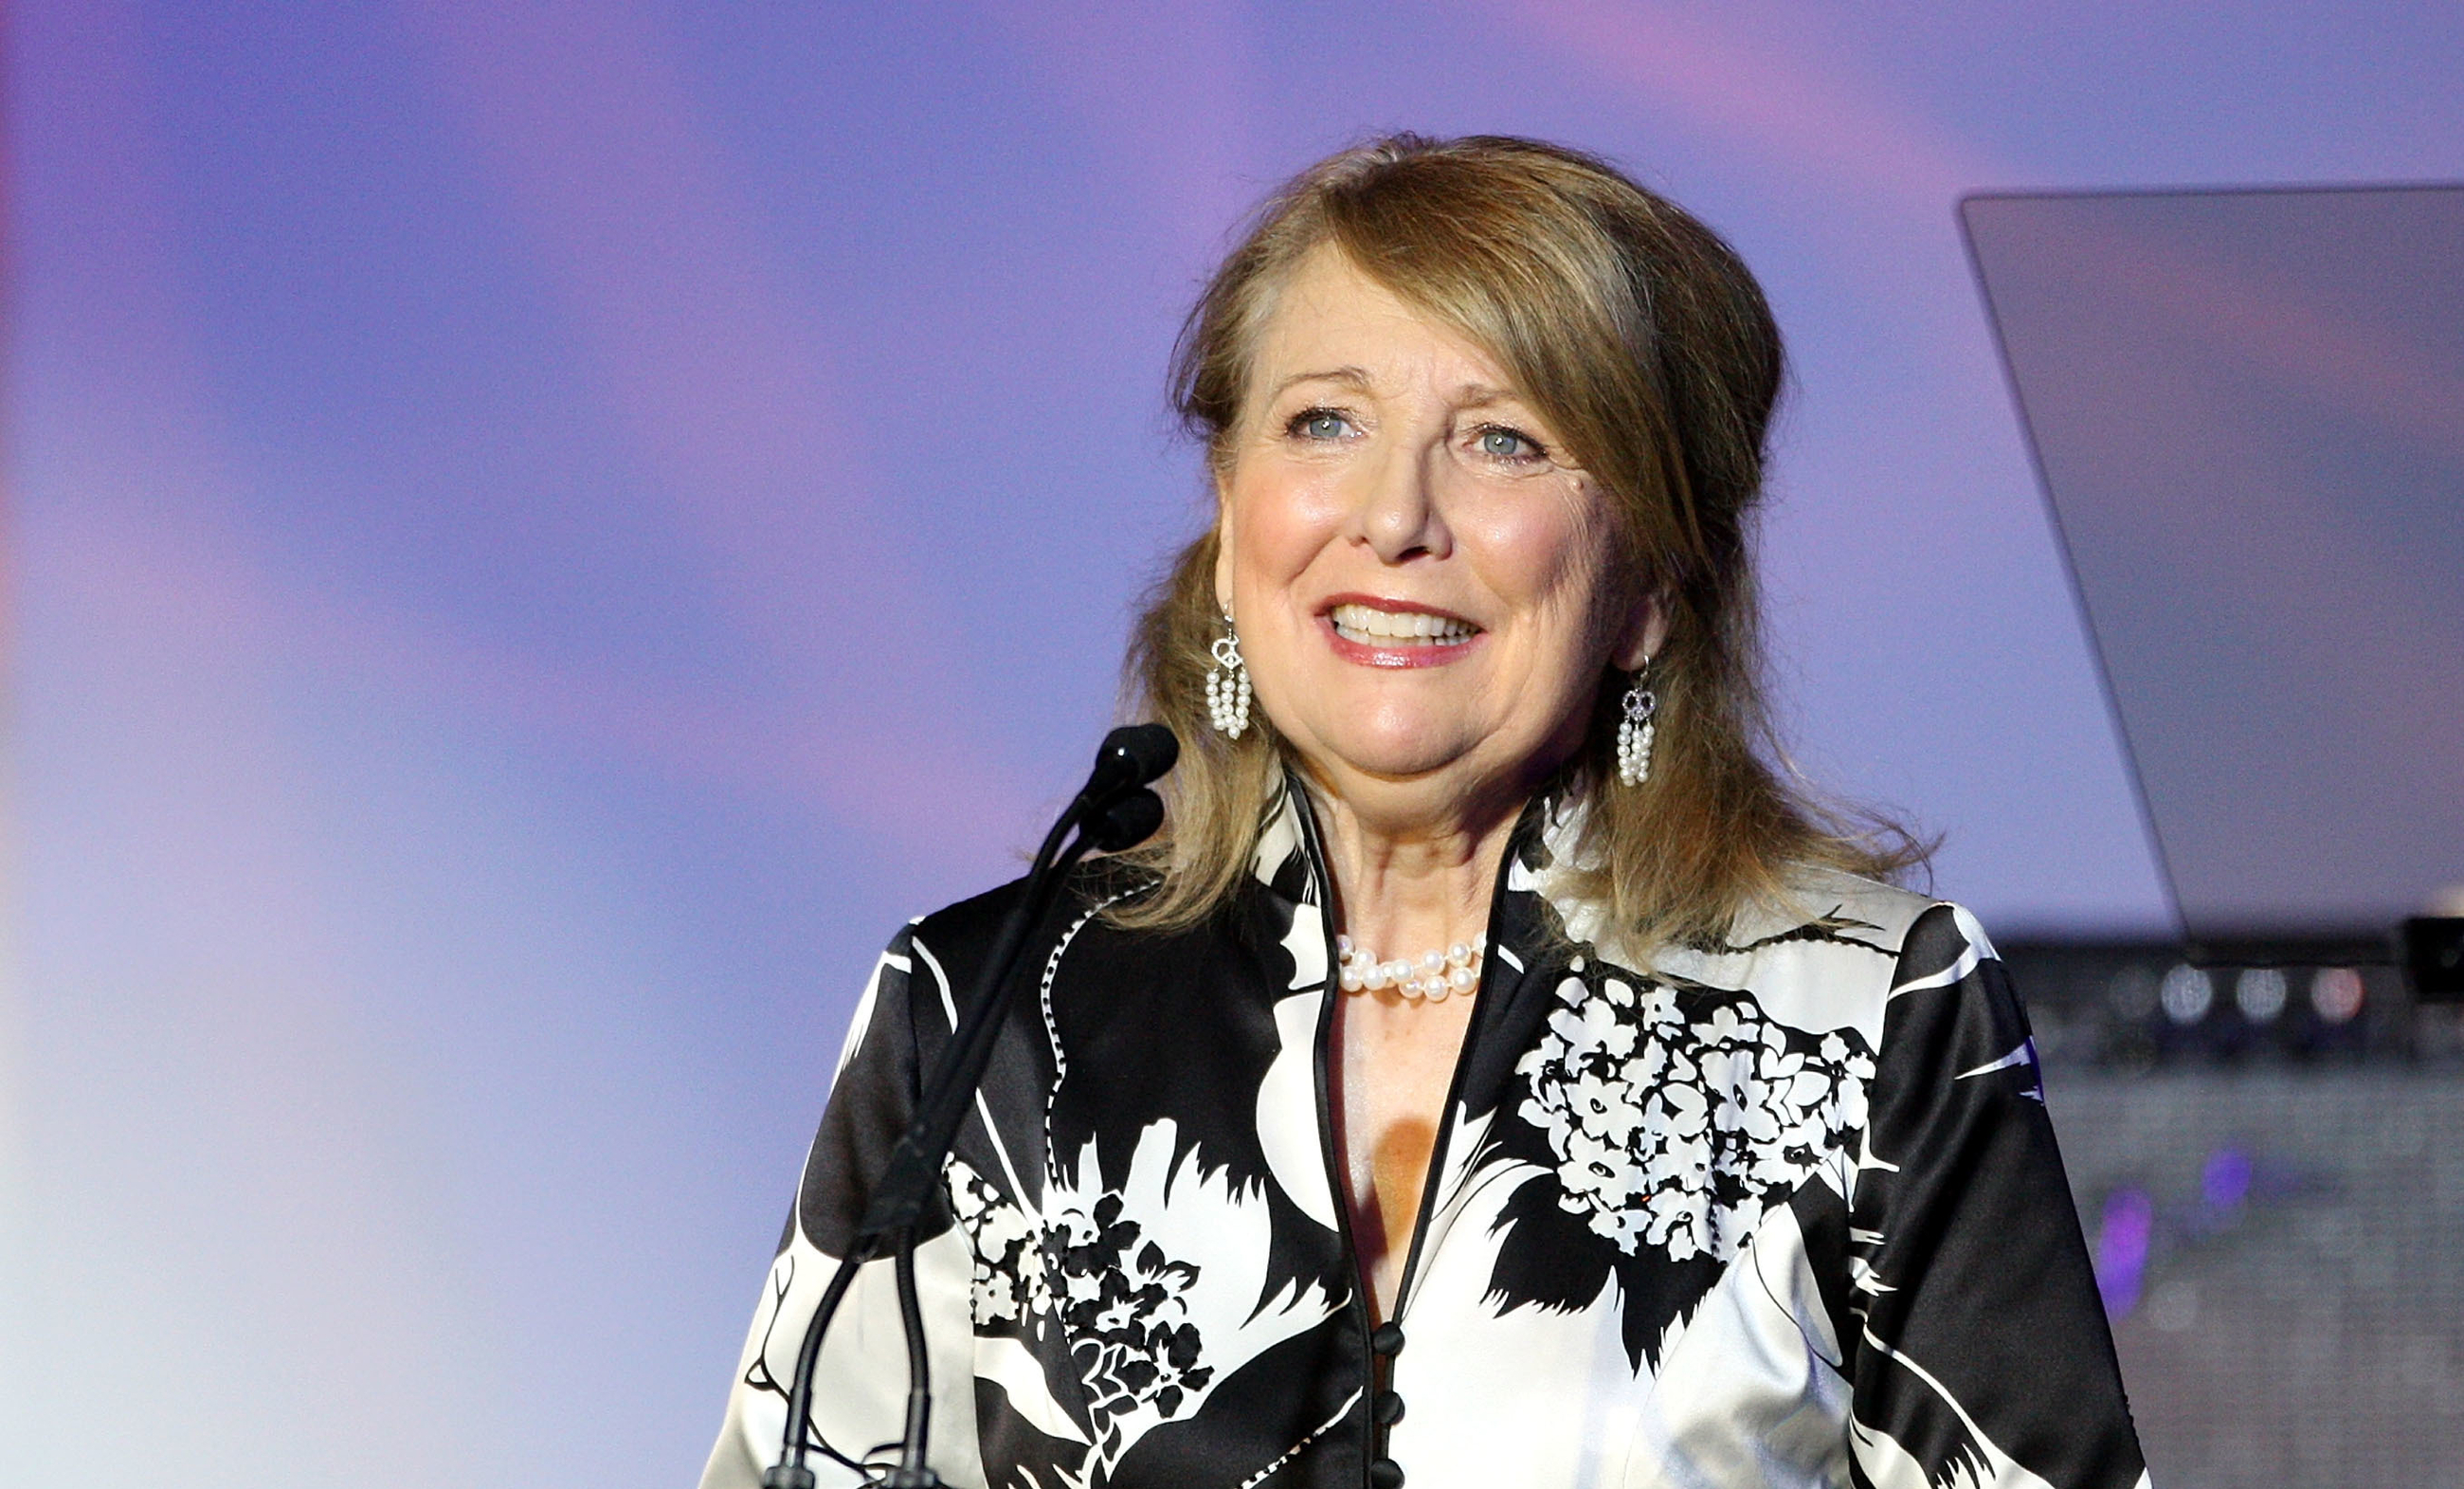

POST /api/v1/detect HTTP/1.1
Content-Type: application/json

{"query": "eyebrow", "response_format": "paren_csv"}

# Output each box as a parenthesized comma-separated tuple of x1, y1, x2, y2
(1264, 370, 1528, 409)
(1267, 366, 1373, 400)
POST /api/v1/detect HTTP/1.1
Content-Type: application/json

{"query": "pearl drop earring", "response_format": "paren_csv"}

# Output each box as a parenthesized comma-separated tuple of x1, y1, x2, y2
(1617, 664, 1658, 787)
(1206, 617, 1252, 738)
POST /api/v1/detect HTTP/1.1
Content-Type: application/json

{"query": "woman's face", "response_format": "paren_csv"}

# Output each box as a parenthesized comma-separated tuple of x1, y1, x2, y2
(1215, 246, 1662, 818)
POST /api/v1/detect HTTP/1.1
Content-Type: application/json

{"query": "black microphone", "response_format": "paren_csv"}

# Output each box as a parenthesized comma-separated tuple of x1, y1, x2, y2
(1084, 788, 1165, 854)
(1079, 722, 1179, 806)
(765, 725, 1179, 1489)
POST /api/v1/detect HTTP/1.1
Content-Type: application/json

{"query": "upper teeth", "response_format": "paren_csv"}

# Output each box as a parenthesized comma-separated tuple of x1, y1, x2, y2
(1331, 603, 1477, 644)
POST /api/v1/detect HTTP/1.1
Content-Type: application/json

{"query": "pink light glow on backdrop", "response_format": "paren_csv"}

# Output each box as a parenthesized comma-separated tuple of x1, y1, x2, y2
(8, 1, 2463, 1482)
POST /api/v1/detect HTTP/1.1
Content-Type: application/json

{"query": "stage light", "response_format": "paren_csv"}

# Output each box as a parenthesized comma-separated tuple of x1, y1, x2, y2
(2161, 964, 2213, 1025)
(2235, 968, 2288, 1023)
(2111, 963, 2160, 1018)
(2201, 1147, 2253, 1211)
(2093, 1187, 2155, 1318)
(2311, 967, 2365, 1024)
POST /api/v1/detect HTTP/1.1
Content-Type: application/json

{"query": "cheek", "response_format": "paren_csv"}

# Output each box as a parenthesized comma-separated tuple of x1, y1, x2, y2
(1226, 469, 1346, 590)
(1467, 496, 1621, 641)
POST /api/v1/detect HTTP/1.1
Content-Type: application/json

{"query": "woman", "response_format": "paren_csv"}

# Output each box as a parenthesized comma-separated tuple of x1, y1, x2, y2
(700, 136, 2148, 1489)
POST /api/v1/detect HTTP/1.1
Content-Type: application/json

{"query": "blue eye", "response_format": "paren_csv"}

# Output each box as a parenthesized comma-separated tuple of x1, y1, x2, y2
(1477, 427, 1539, 459)
(1292, 409, 1350, 441)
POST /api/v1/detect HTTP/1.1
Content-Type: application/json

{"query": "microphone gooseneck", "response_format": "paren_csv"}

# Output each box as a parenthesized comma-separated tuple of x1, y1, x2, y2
(764, 725, 1179, 1489)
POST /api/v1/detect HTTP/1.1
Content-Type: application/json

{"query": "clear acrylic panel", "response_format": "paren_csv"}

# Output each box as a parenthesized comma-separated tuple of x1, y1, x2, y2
(1964, 187, 2464, 947)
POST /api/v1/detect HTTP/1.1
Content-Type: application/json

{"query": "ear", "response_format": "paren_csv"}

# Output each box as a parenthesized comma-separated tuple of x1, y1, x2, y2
(1211, 471, 1238, 616)
(1611, 589, 1670, 672)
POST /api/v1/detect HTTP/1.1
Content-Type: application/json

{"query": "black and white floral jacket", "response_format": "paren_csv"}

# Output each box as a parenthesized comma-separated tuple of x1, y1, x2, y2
(700, 784, 2149, 1489)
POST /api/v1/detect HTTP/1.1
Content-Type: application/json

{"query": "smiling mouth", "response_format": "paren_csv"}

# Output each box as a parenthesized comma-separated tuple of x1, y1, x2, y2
(1328, 602, 1480, 648)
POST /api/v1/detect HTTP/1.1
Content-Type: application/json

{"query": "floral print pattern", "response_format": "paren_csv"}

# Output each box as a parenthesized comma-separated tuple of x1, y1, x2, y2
(1516, 968, 1874, 1262)
(948, 1162, 1049, 1325)
(1046, 1192, 1213, 1448)
(705, 782, 2150, 1489)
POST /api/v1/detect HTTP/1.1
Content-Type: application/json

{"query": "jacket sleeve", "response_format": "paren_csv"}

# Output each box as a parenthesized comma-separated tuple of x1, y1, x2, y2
(699, 924, 989, 1489)
(1843, 903, 2151, 1489)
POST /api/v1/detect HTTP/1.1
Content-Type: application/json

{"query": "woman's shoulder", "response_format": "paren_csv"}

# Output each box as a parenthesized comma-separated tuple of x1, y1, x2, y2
(897, 861, 1169, 971)
(1644, 864, 1990, 1053)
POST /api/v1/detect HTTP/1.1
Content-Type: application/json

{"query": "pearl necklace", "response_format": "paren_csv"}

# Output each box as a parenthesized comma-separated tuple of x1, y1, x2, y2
(1336, 932, 1486, 1002)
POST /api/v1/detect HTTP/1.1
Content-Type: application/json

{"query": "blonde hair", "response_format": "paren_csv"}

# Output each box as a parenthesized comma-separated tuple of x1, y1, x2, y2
(1118, 134, 1923, 947)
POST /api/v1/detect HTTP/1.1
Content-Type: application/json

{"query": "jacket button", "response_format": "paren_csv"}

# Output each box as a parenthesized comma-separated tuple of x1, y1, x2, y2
(1372, 1389, 1405, 1425)
(1369, 1321, 1406, 1355)
(1368, 1458, 1405, 1489)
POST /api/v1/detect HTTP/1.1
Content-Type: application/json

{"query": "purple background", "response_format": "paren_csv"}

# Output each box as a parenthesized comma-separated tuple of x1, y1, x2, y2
(7, 2, 2461, 1482)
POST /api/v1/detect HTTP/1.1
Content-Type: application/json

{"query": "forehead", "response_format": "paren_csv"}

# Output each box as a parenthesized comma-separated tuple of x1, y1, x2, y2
(1245, 246, 1522, 402)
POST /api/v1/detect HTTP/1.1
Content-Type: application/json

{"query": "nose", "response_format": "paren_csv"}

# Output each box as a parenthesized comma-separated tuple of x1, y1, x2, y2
(1352, 439, 1451, 565)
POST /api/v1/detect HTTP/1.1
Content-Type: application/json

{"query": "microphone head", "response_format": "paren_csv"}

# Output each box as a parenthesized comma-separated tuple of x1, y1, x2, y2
(1085, 788, 1166, 852)
(1072, 725, 1179, 833)
(1098, 723, 1180, 787)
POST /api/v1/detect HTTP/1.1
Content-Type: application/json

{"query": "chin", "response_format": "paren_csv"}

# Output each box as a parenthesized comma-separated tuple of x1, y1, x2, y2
(1314, 727, 1470, 784)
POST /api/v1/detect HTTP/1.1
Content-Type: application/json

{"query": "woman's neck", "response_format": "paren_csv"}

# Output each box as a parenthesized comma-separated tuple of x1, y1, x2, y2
(1303, 774, 1525, 959)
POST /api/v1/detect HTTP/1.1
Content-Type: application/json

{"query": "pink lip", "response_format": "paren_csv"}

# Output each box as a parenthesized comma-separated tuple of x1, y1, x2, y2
(1316, 593, 1484, 670)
